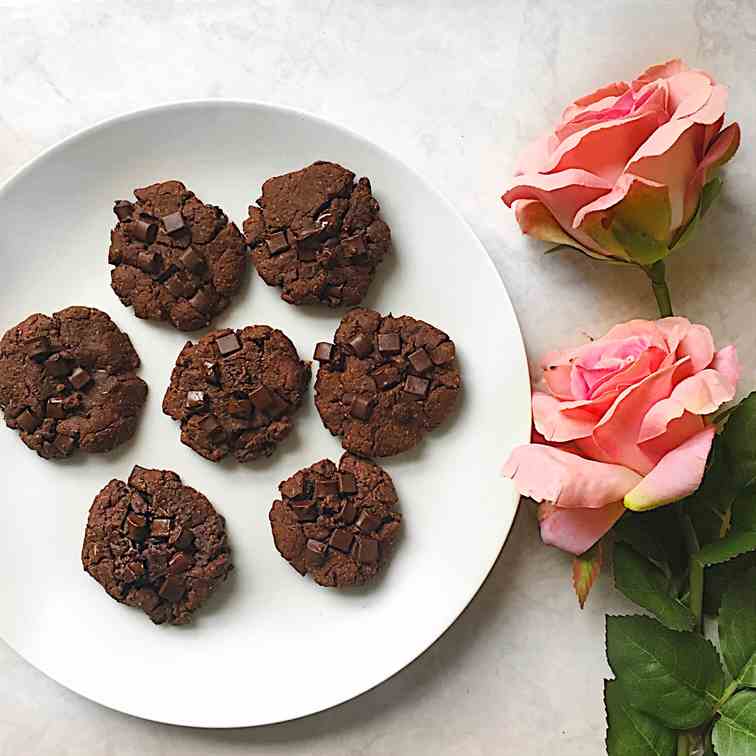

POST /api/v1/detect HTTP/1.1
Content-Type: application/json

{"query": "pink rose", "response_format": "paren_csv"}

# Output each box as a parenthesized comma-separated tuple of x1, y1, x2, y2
(503, 318, 740, 555)
(502, 60, 740, 264)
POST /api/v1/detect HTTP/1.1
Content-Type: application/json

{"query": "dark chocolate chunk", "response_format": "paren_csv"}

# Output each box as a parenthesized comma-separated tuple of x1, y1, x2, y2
(315, 479, 340, 498)
(313, 342, 334, 362)
(215, 333, 241, 357)
(124, 561, 145, 582)
(338, 472, 357, 496)
(69, 367, 92, 390)
(189, 289, 213, 315)
(266, 231, 290, 255)
(27, 337, 51, 362)
(356, 510, 381, 533)
(339, 500, 357, 525)
(44, 354, 72, 378)
(408, 347, 433, 374)
(377, 332, 401, 355)
(179, 246, 203, 272)
(138, 250, 160, 273)
(305, 539, 328, 567)
(404, 375, 429, 398)
(162, 211, 185, 235)
(249, 385, 275, 413)
(114, 200, 133, 221)
(296, 245, 316, 262)
(125, 513, 148, 541)
(172, 527, 194, 551)
(350, 396, 374, 420)
(17, 410, 40, 433)
(329, 529, 354, 553)
(356, 538, 379, 564)
(150, 519, 171, 538)
(349, 333, 372, 358)
(292, 501, 318, 522)
(158, 575, 186, 603)
(185, 390, 207, 412)
(203, 360, 219, 385)
(130, 219, 158, 244)
(46, 398, 66, 419)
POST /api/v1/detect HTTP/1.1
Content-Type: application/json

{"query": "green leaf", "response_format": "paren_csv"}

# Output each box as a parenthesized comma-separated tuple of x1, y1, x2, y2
(606, 615, 724, 729)
(701, 176, 723, 217)
(613, 543, 694, 631)
(712, 690, 756, 756)
(722, 393, 756, 491)
(684, 437, 736, 546)
(704, 553, 756, 616)
(670, 177, 723, 252)
(605, 679, 676, 756)
(572, 541, 603, 609)
(613, 509, 686, 575)
(732, 488, 756, 533)
(696, 532, 756, 567)
(719, 568, 756, 687)
(613, 221, 670, 265)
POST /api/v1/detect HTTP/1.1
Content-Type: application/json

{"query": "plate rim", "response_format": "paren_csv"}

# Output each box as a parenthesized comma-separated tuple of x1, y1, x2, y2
(0, 98, 532, 728)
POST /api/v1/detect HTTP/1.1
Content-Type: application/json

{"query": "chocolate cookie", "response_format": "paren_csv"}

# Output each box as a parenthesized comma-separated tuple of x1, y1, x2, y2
(243, 161, 391, 307)
(270, 454, 401, 587)
(109, 180, 248, 331)
(0, 306, 148, 459)
(162, 325, 310, 462)
(314, 308, 461, 457)
(82, 466, 233, 625)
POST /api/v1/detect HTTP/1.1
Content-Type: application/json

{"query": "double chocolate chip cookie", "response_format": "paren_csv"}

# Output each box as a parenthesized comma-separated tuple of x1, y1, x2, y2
(0, 306, 148, 459)
(162, 325, 310, 462)
(314, 308, 461, 457)
(109, 180, 247, 331)
(243, 161, 391, 307)
(270, 454, 401, 587)
(82, 465, 233, 625)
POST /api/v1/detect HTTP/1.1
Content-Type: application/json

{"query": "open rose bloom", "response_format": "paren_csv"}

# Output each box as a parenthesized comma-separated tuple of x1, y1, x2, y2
(503, 318, 739, 555)
(502, 60, 740, 264)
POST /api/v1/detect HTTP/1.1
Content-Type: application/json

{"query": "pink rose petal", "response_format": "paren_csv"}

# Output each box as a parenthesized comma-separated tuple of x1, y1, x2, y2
(638, 368, 736, 443)
(625, 426, 716, 511)
(503, 444, 642, 510)
(539, 500, 626, 556)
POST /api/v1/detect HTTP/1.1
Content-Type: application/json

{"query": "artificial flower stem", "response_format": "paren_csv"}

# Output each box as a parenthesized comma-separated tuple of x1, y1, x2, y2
(645, 261, 674, 318)
(677, 733, 690, 756)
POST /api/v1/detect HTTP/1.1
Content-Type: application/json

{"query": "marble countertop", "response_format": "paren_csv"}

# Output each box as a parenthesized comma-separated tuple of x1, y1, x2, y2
(1, 1, 754, 753)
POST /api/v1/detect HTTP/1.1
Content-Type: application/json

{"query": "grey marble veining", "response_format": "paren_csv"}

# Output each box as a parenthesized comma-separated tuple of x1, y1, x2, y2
(1, 1, 755, 753)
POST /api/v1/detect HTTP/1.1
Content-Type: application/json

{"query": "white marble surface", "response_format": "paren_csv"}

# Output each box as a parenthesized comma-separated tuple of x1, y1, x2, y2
(1, 1, 754, 753)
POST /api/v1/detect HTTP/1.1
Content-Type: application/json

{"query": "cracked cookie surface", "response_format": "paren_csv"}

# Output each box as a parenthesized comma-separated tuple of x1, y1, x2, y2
(0, 306, 148, 459)
(314, 308, 461, 457)
(109, 180, 248, 331)
(270, 454, 401, 587)
(82, 465, 233, 625)
(243, 161, 391, 307)
(162, 325, 311, 462)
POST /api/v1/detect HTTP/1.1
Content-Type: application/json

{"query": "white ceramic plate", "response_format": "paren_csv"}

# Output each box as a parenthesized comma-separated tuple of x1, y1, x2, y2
(0, 101, 530, 728)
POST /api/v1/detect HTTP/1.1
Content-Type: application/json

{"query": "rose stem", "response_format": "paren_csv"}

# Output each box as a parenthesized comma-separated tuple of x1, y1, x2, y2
(644, 260, 674, 318)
